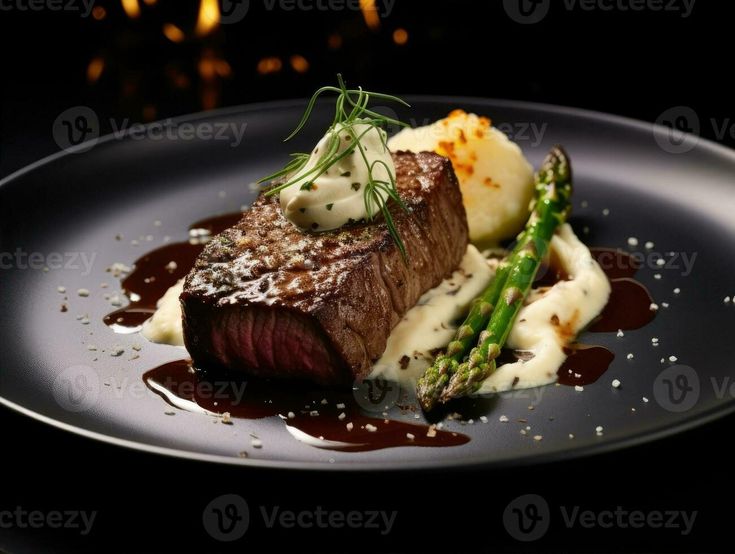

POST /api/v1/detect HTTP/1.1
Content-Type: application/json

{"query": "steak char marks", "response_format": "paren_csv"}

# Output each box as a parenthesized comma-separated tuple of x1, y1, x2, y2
(181, 151, 469, 386)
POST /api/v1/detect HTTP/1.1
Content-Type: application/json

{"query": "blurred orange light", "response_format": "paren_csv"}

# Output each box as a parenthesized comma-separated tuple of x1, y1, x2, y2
(163, 23, 185, 43)
(392, 28, 408, 45)
(172, 72, 190, 89)
(290, 55, 309, 74)
(327, 33, 343, 50)
(198, 59, 216, 81)
(215, 59, 233, 78)
(121, 0, 141, 19)
(360, 0, 380, 30)
(92, 6, 106, 20)
(257, 57, 283, 75)
(86, 56, 105, 84)
(195, 0, 220, 37)
(143, 0, 157, 5)
(143, 105, 157, 121)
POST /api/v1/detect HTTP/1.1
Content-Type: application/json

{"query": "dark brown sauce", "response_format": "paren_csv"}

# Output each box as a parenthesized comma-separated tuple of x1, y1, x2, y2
(144, 360, 469, 452)
(587, 248, 656, 333)
(556, 344, 616, 386)
(103, 212, 244, 332)
(589, 278, 656, 332)
(552, 246, 656, 386)
(589, 247, 641, 280)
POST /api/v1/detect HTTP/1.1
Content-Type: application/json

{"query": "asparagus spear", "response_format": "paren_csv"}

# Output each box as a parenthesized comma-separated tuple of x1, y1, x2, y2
(439, 146, 573, 404)
(416, 261, 512, 411)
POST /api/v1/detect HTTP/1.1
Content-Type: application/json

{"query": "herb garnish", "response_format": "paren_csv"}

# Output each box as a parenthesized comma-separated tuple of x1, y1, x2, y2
(259, 75, 411, 258)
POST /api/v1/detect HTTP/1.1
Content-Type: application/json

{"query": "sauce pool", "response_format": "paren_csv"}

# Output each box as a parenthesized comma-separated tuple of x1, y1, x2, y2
(144, 359, 469, 452)
(552, 247, 657, 385)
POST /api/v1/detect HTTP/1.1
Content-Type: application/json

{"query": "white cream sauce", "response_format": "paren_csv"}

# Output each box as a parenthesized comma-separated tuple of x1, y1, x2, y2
(141, 279, 185, 347)
(371, 246, 495, 382)
(279, 121, 393, 232)
(371, 224, 610, 393)
(478, 224, 611, 393)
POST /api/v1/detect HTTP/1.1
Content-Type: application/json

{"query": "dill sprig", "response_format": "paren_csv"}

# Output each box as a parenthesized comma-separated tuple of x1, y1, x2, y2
(258, 74, 411, 259)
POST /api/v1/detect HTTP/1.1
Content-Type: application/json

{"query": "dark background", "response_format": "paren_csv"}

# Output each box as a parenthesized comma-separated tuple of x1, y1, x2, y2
(1, 1, 732, 552)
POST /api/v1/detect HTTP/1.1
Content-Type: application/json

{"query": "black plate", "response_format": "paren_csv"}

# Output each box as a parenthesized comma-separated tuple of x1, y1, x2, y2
(1, 98, 734, 470)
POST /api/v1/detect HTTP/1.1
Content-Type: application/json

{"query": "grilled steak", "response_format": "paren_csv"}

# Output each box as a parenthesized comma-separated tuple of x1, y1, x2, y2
(181, 151, 469, 386)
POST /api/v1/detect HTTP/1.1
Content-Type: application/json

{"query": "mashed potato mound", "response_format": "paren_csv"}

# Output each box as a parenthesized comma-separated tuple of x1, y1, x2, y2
(388, 110, 534, 246)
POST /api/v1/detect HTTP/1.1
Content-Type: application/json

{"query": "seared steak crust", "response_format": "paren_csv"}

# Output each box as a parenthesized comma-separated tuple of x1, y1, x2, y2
(181, 151, 469, 385)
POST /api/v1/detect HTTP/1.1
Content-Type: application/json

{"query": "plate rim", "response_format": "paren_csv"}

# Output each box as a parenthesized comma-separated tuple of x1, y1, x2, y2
(2, 96, 734, 471)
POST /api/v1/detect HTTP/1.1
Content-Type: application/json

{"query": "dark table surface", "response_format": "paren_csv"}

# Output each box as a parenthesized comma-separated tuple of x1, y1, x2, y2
(1, 1, 733, 552)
